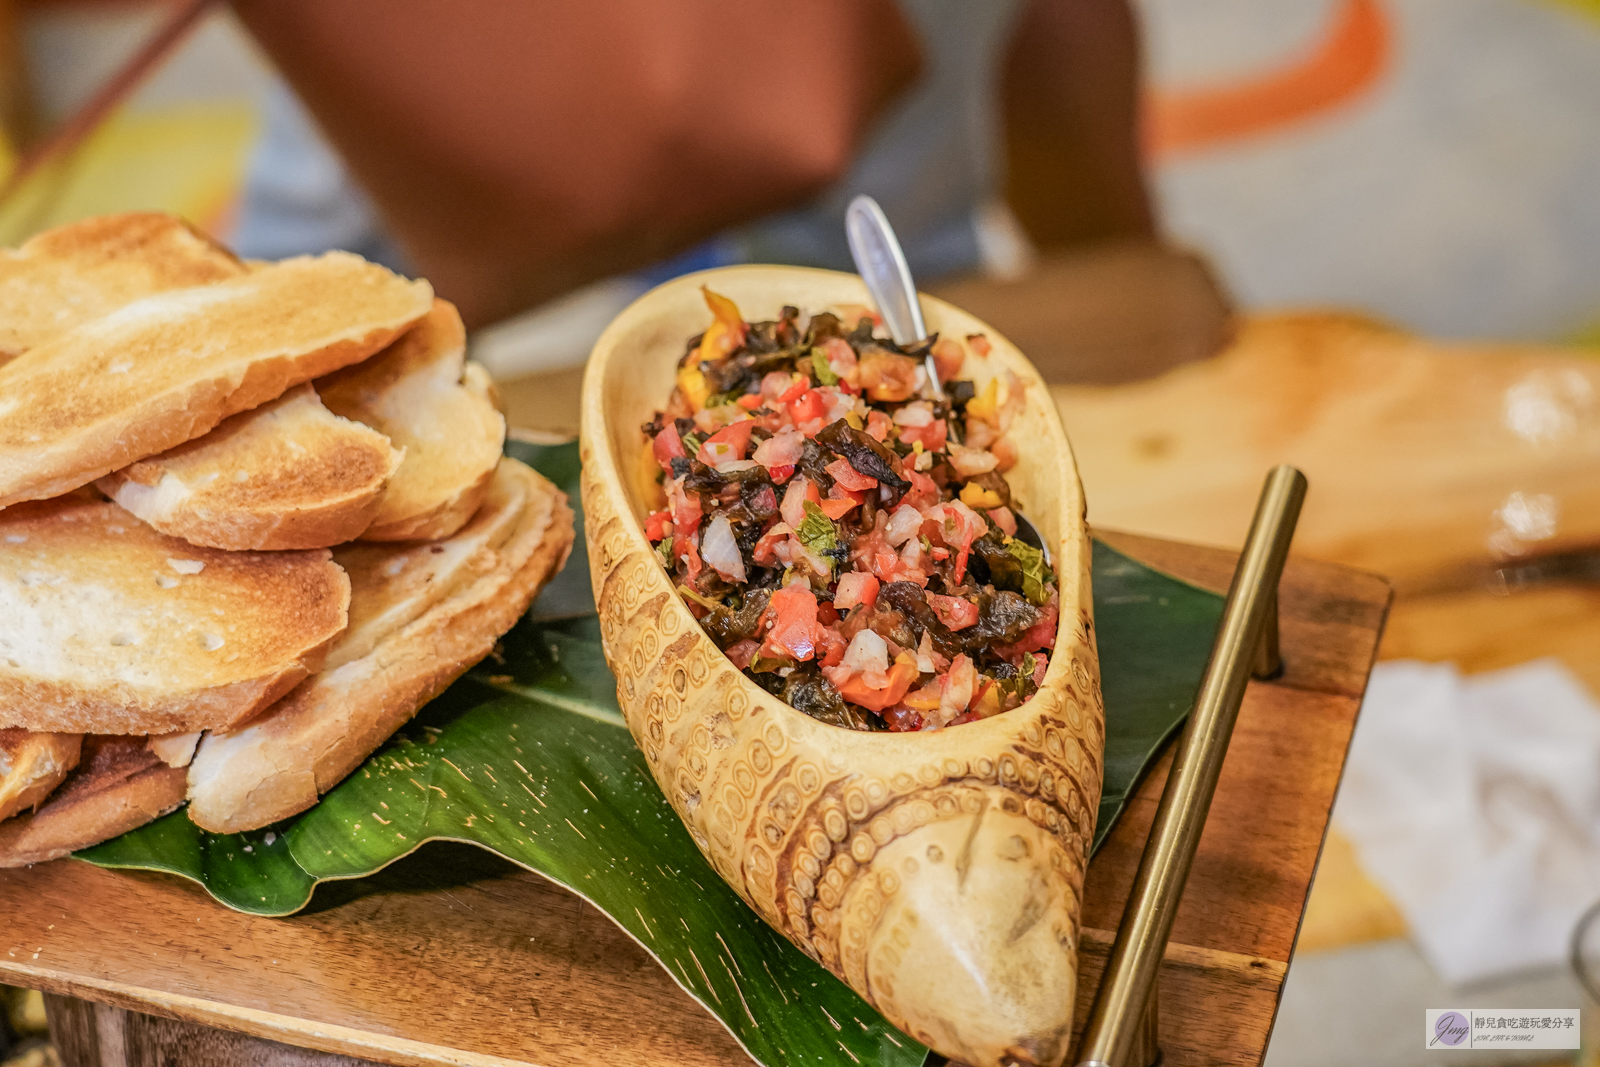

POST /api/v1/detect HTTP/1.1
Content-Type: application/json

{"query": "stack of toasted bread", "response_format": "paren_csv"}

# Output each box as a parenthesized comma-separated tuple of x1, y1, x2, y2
(0, 214, 575, 864)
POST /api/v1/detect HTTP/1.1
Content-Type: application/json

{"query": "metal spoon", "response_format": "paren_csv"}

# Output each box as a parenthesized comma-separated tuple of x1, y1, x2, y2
(845, 195, 943, 401)
(843, 195, 1050, 564)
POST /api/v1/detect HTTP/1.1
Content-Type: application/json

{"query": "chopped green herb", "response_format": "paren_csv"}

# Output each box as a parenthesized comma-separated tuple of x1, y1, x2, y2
(654, 539, 674, 570)
(809, 349, 839, 386)
(1003, 537, 1052, 606)
(798, 501, 839, 559)
(680, 432, 705, 457)
(704, 390, 744, 409)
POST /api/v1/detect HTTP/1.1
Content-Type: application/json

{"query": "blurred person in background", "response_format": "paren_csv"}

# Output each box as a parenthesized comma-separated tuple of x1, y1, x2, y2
(226, 0, 1228, 384)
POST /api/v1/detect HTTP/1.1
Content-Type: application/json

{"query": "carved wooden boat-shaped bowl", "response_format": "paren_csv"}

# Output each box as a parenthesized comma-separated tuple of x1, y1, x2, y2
(579, 266, 1104, 1067)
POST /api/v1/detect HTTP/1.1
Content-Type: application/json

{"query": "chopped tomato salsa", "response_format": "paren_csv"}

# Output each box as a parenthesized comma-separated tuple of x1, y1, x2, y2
(642, 288, 1056, 731)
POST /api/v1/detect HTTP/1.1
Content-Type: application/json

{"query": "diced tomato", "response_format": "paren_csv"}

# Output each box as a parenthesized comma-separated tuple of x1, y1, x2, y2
(897, 419, 947, 452)
(830, 653, 919, 711)
(652, 424, 687, 470)
(825, 458, 878, 492)
(927, 593, 979, 631)
(670, 490, 703, 577)
(725, 639, 760, 670)
(989, 506, 1018, 537)
(903, 470, 940, 509)
(778, 376, 810, 404)
(930, 546, 949, 561)
(833, 572, 880, 611)
(967, 333, 992, 357)
(762, 585, 826, 662)
(818, 495, 859, 520)
(788, 388, 829, 424)
(816, 601, 840, 626)
(736, 393, 764, 411)
(819, 626, 848, 669)
(697, 421, 753, 464)
(858, 350, 919, 403)
(644, 510, 673, 542)
(865, 409, 893, 442)
(752, 522, 791, 566)
(767, 463, 795, 484)
(931, 338, 964, 383)
(678, 537, 703, 579)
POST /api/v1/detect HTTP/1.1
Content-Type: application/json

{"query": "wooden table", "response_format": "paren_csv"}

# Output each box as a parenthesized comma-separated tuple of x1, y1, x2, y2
(0, 528, 1389, 1067)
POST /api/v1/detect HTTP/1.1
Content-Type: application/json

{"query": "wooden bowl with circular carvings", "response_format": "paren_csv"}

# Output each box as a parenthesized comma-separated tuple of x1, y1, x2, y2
(579, 266, 1104, 1067)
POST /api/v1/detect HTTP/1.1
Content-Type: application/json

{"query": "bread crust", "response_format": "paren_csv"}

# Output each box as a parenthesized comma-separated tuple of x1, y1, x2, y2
(98, 384, 404, 551)
(0, 730, 82, 821)
(0, 736, 185, 867)
(187, 459, 575, 833)
(318, 301, 506, 542)
(0, 252, 433, 507)
(0, 495, 351, 734)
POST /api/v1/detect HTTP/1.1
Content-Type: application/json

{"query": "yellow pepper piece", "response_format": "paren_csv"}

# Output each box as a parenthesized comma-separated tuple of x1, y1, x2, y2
(845, 411, 864, 430)
(676, 365, 711, 410)
(967, 377, 1001, 426)
(960, 482, 1003, 509)
(696, 286, 747, 363)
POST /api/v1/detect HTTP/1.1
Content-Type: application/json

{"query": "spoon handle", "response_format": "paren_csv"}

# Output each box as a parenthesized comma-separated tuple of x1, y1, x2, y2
(845, 196, 944, 400)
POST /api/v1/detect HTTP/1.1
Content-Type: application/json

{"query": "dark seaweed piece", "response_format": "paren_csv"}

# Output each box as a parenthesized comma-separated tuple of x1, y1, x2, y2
(673, 417, 696, 438)
(669, 456, 691, 480)
(877, 582, 963, 658)
(945, 380, 976, 407)
(702, 588, 772, 646)
(967, 590, 1039, 647)
(848, 318, 879, 348)
(798, 438, 836, 491)
(703, 353, 757, 396)
(805, 311, 846, 346)
(684, 460, 771, 495)
(750, 668, 788, 699)
(815, 420, 911, 492)
(782, 666, 878, 731)
(739, 479, 780, 520)
(972, 530, 1022, 592)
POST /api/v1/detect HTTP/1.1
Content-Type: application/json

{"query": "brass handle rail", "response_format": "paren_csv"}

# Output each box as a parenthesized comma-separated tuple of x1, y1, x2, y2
(1076, 465, 1308, 1067)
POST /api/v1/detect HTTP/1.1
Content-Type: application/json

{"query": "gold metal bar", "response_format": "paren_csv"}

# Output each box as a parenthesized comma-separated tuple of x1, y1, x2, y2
(1252, 586, 1281, 680)
(1075, 465, 1307, 1067)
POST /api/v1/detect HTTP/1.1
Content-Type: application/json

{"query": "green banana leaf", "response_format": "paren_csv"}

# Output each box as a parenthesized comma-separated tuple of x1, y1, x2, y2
(79, 439, 1223, 1067)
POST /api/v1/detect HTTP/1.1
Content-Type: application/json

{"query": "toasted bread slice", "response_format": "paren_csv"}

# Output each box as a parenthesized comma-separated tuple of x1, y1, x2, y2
(187, 458, 574, 833)
(318, 300, 506, 542)
(0, 213, 245, 364)
(0, 736, 185, 867)
(0, 493, 351, 734)
(97, 384, 404, 550)
(0, 251, 433, 507)
(0, 729, 81, 821)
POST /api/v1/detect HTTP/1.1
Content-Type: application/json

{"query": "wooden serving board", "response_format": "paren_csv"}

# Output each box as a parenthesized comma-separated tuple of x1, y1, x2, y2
(0, 529, 1388, 1067)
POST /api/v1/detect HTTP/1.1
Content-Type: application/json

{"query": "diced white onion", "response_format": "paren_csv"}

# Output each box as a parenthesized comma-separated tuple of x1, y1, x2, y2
(885, 504, 923, 546)
(701, 515, 747, 583)
(841, 628, 889, 675)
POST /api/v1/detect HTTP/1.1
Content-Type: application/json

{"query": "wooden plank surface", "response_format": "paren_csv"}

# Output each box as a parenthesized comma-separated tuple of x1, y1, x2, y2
(0, 532, 1389, 1067)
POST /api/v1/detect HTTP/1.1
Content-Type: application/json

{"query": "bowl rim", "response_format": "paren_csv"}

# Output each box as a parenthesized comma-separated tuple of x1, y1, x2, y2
(579, 263, 1094, 750)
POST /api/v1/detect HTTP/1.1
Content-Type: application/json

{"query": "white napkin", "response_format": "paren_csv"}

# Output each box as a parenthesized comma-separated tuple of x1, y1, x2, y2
(1334, 658, 1600, 986)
